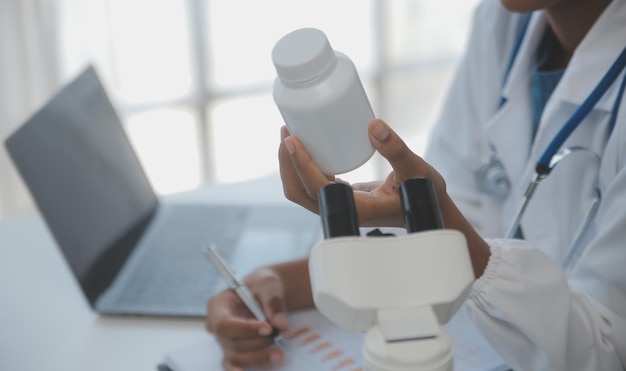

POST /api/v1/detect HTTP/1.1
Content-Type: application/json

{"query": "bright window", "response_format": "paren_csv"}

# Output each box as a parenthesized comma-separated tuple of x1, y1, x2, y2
(58, 0, 480, 195)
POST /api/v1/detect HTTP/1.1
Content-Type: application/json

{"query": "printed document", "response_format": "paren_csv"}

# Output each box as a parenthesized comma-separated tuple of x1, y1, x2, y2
(162, 306, 508, 371)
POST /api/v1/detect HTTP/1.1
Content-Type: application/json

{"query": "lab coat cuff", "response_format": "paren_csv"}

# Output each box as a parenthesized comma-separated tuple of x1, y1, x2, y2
(469, 239, 505, 303)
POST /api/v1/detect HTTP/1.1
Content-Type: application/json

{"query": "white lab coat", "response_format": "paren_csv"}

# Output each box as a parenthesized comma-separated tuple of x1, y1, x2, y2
(425, 0, 626, 370)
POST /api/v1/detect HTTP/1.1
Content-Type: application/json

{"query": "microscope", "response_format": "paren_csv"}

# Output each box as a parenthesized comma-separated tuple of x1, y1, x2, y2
(309, 178, 474, 371)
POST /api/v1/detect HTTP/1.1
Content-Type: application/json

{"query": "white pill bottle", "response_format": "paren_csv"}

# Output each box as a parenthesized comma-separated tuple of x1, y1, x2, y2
(272, 28, 375, 175)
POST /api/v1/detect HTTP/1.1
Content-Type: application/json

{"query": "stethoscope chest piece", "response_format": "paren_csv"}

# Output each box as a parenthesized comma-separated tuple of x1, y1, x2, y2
(475, 147, 511, 200)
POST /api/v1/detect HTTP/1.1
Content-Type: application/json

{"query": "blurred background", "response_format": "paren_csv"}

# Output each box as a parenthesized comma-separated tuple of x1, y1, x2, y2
(0, 0, 481, 221)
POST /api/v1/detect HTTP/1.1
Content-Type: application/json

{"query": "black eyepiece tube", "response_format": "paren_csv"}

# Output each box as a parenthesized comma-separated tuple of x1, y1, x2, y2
(318, 183, 360, 239)
(400, 177, 444, 233)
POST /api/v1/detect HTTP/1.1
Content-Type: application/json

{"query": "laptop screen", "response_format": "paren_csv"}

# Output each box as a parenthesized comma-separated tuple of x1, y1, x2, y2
(5, 66, 157, 287)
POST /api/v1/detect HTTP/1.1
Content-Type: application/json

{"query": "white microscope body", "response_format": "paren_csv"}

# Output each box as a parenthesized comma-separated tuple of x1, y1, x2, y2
(310, 180, 474, 371)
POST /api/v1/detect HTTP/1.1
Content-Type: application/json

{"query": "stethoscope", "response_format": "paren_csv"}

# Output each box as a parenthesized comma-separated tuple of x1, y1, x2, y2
(476, 13, 626, 243)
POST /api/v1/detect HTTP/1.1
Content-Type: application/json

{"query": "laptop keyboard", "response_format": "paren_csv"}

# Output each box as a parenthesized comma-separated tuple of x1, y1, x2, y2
(97, 204, 250, 316)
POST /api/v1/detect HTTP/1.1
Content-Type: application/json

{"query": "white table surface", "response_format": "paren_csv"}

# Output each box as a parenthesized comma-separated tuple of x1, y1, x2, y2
(0, 174, 298, 371)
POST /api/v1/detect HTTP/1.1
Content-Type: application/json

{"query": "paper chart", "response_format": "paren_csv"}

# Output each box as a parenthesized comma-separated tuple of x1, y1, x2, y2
(163, 306, 509, 371)
(277, 309, 364, 370)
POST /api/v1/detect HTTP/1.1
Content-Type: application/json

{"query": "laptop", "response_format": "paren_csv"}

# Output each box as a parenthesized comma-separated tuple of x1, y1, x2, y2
(4, 66, 320, 317)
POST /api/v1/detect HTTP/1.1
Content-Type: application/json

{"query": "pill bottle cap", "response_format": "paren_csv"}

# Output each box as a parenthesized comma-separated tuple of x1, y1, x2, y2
(272, 28, 336, 84)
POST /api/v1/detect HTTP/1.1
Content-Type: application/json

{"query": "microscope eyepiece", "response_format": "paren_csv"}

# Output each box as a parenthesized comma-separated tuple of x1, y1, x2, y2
(400, 177, 444, 233)
(318, 183, 360, 239)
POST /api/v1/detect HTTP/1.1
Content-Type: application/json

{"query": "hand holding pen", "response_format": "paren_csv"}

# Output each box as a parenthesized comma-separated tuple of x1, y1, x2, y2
(204, 244, 286, 347)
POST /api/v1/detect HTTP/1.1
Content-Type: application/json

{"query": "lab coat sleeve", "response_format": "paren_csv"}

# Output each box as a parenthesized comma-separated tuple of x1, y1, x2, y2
(466, 240, 626, 371)
(465, 86, 626, 370)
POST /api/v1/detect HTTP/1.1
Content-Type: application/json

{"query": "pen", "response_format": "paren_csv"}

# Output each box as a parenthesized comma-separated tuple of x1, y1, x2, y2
(203, 244, 286, 349)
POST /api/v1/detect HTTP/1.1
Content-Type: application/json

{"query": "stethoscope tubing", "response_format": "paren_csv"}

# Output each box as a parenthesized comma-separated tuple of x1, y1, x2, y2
(505, 147, 603, 239)
(506, 174, 541, 238)
(536, 45, 626, 174)
(506, 65, 626, 238)
(501, 10, 626, 239)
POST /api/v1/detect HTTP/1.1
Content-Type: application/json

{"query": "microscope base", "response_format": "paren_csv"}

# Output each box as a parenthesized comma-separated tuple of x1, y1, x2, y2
(362, 326, 453, 371)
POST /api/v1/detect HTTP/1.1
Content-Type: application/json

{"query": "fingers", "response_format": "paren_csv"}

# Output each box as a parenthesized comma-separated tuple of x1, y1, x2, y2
(351, 180, 384, 193)
(245, 267, 289, 332)
(284, 132, 333, 199)
(351, 173, 403, 228)
(278, 126, 333, 212)
(229, 336, 274, 352)
(206, 289, 275, 338)
(265, 296, 289, 331)
(279, 126, 318, 212)
(368, 119, 432, 183)
(222, 346, 285, 370)
(220, 334, 277, 368)
(207, 288, 286, 370)
(222, 359, 245, 371)
(211, 313, 274, 340)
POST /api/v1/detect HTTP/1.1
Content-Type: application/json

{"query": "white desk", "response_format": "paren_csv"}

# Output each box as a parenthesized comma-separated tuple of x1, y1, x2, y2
(0, 174, 299, 371)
